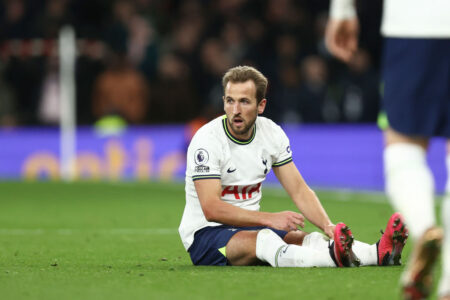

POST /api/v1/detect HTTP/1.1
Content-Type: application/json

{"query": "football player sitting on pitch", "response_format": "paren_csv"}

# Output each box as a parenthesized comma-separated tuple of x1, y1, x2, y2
(179, 66, 408, 267)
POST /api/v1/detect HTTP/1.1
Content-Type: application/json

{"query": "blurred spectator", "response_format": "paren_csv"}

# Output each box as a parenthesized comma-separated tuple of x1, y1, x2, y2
(4, 56, 44, 124)
(104, 0, 132, 55)
(222, 21, 248, 64)
(314, 12, 331, 57)
(104, 0, 158, 79)
(1, 0, 31, 39)
(198, 38, 233, 113)
(38, 55, 60, 124)
(164, 2, 205, 81)
(35, 0, 71, 38)
(149, 53, 197, 123)
(92, 52, 149, 124)
(298, 55, 330, 122)
(266, 0, 303, 30)
(276, 34, 302, 64)
(0, 62, 16, 126)
(76, 41, 106, 124)
(337, 49, 380, 122)
(242, 18, 269, 67)
(0, 0, 385, 125)
(273, 63, 303, 124)
(171, 0, 205, 58)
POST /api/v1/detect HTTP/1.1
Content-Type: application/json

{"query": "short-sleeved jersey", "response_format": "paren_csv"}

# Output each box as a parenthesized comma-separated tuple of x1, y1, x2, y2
(179, 115, 292, 250)
(331, 0, 450, 38)
(381, 0, 450, 38)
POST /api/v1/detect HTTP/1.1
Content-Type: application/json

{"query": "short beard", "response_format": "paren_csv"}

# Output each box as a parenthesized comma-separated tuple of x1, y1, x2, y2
(227, 116, 256, 137)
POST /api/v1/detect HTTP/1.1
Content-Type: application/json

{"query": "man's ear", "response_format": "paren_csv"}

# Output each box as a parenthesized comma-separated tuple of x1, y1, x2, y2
(258, 99, 267, 114)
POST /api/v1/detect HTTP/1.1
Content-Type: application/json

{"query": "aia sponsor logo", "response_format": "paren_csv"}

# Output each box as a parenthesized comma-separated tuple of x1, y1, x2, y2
(221, 183, 261, 200)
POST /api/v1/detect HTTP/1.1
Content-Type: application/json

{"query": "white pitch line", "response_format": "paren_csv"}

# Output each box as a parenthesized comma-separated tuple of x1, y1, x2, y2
(0, 228, 178, 235)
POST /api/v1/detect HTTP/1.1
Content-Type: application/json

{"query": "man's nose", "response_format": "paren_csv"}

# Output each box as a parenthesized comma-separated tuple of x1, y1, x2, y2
(232, 103, 240, 114)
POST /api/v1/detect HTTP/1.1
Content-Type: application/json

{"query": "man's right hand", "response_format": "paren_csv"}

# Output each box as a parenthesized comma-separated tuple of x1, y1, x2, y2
(268, 211, 305, 232)
(325, 17, 359, 63)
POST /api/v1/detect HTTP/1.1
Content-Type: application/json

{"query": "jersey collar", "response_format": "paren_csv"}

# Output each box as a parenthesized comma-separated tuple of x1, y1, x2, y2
(222, 115, 256, 145)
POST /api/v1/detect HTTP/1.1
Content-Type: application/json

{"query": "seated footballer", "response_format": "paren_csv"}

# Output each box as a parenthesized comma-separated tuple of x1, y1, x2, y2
(179, 65, 408, 267)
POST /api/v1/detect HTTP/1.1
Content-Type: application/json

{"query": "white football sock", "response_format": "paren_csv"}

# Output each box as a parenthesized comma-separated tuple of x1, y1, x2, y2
(439, 195, 450, 297)
(256, 229, 335, 267)
(438, 154, 450, 297)
(299, 232, 378, 266)
(302, 232, 329, 250)
(352, 240, 377, 266)
(255, 229, 287, 266)
(384, 143, 436, 239)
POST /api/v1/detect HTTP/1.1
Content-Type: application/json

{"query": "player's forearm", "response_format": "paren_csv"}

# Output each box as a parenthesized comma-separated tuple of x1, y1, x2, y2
(202, 199, 271, 227)
(292, 188, 333, 232)
(330, 0, 356, 20)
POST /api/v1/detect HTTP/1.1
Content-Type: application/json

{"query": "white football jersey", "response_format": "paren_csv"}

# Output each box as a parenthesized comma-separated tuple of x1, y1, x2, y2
(381, 0, 450, 38)
(179, 115, 293, 250)
(330, 0, 450, 38)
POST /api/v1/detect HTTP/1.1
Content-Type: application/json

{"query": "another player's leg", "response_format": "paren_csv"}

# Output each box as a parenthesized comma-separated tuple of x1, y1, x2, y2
(401, 226, 443, 300)
(383, 130, 445, 299)
(438, 146, 450, 300)
(439, 194, 450, 300)
(384, 129, 435, 239)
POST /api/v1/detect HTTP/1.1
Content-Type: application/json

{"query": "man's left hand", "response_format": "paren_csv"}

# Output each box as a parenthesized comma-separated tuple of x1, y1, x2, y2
(323, 223, 336, 239)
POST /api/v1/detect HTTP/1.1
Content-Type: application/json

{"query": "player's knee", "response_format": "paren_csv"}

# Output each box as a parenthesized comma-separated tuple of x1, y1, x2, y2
(301, 231, 328, 247)
(258, 228, 274, 236)
(226, 231, 259, 265)
(385, 128, 428, 148)
(304, 231, 323, 240)
(284, 230, 309, 245)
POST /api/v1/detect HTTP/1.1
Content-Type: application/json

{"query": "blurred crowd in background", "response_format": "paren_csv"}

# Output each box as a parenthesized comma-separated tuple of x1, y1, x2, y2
(0, 0, 383, 126)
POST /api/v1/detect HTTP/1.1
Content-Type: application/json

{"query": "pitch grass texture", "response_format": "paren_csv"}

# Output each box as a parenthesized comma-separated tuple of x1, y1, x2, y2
(0, 182, 443, 300)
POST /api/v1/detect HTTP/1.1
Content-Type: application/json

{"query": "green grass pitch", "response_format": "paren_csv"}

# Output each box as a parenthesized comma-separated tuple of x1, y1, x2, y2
(0, 181, 443, 299)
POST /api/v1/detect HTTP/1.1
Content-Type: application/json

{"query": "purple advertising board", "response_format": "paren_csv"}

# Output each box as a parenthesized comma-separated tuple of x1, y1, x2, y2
(0, 125, 447, 193)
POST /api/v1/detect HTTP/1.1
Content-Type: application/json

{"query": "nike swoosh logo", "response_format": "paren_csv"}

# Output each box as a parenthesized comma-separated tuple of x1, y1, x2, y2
(227, 168, 236, 173)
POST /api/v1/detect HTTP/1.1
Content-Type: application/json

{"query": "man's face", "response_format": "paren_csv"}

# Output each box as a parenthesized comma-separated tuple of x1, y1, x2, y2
(223, 80, 266, 139)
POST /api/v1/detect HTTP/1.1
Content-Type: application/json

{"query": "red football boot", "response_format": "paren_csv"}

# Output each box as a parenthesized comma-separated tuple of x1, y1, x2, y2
(331, 222, 360, 267)
(377, 212, 409, 266)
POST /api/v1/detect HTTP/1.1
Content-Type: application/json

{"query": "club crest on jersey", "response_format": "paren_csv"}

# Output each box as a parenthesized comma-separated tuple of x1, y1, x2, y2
(194, 148, 209, 165)
(262, 158, 268, 174)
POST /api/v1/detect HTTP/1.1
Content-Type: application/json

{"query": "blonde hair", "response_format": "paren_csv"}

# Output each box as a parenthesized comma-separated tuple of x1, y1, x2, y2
(222, 66, 268, 103)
